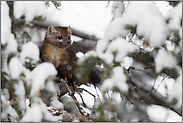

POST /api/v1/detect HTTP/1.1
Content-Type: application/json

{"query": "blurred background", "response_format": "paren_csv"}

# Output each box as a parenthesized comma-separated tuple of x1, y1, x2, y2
(1, 1, 182, 122)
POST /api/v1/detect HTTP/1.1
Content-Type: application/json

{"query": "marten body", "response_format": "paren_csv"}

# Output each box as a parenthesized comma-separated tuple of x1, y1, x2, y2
(40, 25, 101, 86)
(40, 26, 77, 83)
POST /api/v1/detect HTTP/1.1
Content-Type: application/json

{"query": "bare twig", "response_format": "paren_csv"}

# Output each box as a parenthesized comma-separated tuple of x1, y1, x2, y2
(154, 75, 167, 93)
(128, 77, 182, 116)
(77, 88, 96, 98)
(69, 92, 86, 116)
(94, 86, 100, 98)
(128, 66, 152, 76)
(41, 97, 62, 110)
(125, 96, 134, 105)
(106, 1, 110, 8)
(51, 1, 61, 10)
(77, 92, 87, 107)
(60, 78, 91, 119)
(151, 77, 157, 92)
(61, 77, 73, 95)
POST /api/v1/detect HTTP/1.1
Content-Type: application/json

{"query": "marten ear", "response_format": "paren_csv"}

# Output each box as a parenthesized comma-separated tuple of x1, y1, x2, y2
(46, 25, 57, 37)
(67, 26, 71, 34)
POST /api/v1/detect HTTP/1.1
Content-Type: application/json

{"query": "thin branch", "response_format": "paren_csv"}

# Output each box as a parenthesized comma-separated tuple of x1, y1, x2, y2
(151, 77, 157, 92)
(51, 1, 61, 10)
(128, 77, 182, 116)
(61, 77, 73, 95)
(60, 78, 90, 118)
(129, 66, 152, 76)
(154, 75, 167, 93)
(106, 1, 110, 8)
(41, 97, 62, 110)
(94, 86, 100, 98)
(78, 92, 87, 107)
(125, 96, 134, 105)
(77, 88, 96, 98)
(69, 92, 87, 116)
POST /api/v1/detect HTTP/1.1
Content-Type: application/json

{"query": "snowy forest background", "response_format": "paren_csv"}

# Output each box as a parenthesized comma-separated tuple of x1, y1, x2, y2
(1, 1, 182, 122)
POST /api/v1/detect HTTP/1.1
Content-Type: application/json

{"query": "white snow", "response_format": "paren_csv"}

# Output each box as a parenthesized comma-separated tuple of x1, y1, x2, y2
(75, 84, 103, 108)
(73, 118, 80, 122)
(147, 105, 182, 122)
(1, 93, 19, 121)
(123, 56, 133, 69)
(166, 2, 182, 39)
(14, 80, 26, 110)
(155, 48, 176, 73)
(76, 52, 84, 58)
(88, 37, 137, 65)
(167, 3, 182, 30)
(100, 1, 169, 48)
(9, 57, 25, 79)
(30, 63, 57, 96)
(14, 1, 47, 22)
(45, 81, 57, 93)
(8, 56, 32, 83)
(25, 99, 30, 110)
(1, 2, 17, 53)
(50, 99, 64, 110)
(20, 42, 40, 64)
(168, 68, 182, 109)
(122, 1, 169, 47)
(1, 2, 18, 80)
(94, 2, 169, 66)
(47, 1, 112, 38)
(109, 17, 127, 39)
(2, 89, 10, 100)
(112, 1, 125, 18)
(101, 66, 128, 93)
(1, 1, 182, 122)
(13, 1, 112, 39)
(21, 103, 43, 122)
(1, 2, 17, 78)
(104, 37, 137, 64)
(21, 97, 62, 122)
(154, 1, 173, 17)
(1, 1, 10, 45)
(5, 34, 18, 54)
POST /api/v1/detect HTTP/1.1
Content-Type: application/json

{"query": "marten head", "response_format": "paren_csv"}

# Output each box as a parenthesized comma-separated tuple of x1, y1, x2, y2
(45, 25, 72, 49)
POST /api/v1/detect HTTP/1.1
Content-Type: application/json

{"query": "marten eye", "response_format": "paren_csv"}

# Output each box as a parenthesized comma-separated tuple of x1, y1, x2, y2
(68, 36, 70, 40)
(58, 36, 62, 40)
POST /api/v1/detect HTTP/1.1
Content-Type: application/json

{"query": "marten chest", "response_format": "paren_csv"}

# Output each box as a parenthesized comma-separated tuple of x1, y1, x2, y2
(42, 43, 70, 68)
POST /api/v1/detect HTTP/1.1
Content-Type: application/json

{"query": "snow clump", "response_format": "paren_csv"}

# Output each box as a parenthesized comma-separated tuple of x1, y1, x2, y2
(20, 42, 40, 64)
(101, 66, 128, 93)
(155, 48, 176, 73)
(30, 63, 57, 96)
(14, 1, 47, 22)
(122, 1, 169, 47)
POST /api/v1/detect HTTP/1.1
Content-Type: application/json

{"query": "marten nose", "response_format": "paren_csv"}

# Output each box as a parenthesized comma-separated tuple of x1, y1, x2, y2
(67, 41, 70, 44)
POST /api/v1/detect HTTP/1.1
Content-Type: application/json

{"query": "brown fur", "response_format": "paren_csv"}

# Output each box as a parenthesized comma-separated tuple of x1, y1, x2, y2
(40, 26, 78, 83)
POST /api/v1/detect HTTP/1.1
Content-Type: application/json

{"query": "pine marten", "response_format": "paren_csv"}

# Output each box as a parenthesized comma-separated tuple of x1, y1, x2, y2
(40, 25, 77, 84)
(40, 25, 101, 86)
